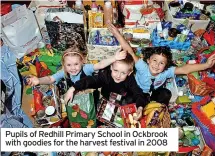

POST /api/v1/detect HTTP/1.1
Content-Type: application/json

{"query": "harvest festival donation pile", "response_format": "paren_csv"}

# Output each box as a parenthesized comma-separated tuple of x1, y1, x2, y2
(1, 0, 215, 155)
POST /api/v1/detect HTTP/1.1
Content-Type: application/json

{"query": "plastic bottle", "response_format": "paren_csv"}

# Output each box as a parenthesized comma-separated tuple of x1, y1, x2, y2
(112, 7, 118, 24)
(91, 1, 98, 12)
(97, 5, 103, 13)
(104, 1, 113, 25)
(75, 0, 83, 10)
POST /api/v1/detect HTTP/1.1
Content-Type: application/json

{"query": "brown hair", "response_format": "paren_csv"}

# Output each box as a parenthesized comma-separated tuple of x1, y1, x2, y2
(113, 53, 134, 72)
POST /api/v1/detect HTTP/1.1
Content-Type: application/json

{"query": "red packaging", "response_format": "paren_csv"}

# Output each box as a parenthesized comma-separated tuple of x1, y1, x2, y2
(140, 116, 147, 128)
(33, 89, 45, 114)
(124, 0, 145, 5)
(1, 4, 11, 16)
(35, 60, 51, 78)
(120, 103, 137, 118)
(120, 103, 138, 128)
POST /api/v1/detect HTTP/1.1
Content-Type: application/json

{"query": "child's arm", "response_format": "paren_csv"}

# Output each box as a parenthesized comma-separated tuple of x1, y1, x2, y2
(93, 49, 127, 70)
(127, 75, 150, 120)
(64, 86, 75, 104)
(107, 23, 139, 63)
(64, 70, 107, 103)
(175, 54, 215, 75)
(27, 75, 55, 86)
(27, 70, 65, 86)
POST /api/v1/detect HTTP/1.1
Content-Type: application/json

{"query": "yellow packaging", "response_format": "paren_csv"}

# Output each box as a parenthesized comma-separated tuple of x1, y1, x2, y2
(83, 0, 115, 8)
(201, 100, 215, 118)
(133, 28, 149, 33)
(83, 1, 104, 7)
(50, 116, 60, 122)
(88, 10, 103, 29)
(89, 60, 99, 64)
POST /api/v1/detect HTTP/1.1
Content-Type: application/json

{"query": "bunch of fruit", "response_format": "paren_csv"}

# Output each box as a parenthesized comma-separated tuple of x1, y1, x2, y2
(124, 113, 141, 128)
(143, 102, 169, 128)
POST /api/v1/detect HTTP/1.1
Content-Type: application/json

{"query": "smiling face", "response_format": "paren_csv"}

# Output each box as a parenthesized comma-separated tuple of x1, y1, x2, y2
(111, 61, 132, 83)
(147, 54, 167, 76)
(63, 55, 83, 76)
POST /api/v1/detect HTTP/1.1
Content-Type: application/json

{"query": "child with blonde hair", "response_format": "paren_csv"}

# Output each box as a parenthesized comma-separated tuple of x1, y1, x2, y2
(64, 54, 150, 120)
(27, 46, 127, 87)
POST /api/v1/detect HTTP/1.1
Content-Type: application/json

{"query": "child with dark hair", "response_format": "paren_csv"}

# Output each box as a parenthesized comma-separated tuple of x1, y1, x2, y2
(108, 23, 215, 105)
(142, 46, 174, 71)
(64, 54, 150, 120)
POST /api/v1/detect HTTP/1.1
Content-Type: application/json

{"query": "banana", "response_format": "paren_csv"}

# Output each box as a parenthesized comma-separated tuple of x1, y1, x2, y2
(146, 108, 158, 126)
(133, 119, 137, 125)
(143, 102, 164, 115)
(144, 102, 163, 110)
(144, 107, 157, 115)
(129, 114, 134, 125)
(159, 110, 165, 121)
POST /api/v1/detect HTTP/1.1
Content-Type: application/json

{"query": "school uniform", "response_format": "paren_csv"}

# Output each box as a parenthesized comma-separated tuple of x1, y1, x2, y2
(52, 64, 95, 95)
(52, 64, 94, 84)
(73, 67, 150, 108)
(135, 59, 176, 105)
(52, 64, 100, 128)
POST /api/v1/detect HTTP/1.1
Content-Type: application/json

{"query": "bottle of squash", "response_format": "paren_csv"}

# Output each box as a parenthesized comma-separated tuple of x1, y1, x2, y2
(104, 1, 113, 26)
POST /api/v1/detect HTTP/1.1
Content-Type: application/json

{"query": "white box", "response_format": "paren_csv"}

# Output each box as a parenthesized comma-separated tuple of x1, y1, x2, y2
(28, 0, 67, 8)
(163, 1, 210, 32)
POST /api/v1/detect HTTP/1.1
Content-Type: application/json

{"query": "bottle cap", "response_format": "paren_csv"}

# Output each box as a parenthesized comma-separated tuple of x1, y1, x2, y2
(76, 0, 82, 7)
(30, 7, 37, 12)
(105, 1, 112, 8)
(91, 2, 98, 12)
(91, 2, 97, 8)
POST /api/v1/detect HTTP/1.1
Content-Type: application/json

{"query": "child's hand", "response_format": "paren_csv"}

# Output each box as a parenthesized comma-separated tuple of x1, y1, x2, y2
(115, 48, 127, 61)
(64, 87, 75, 104)
(107, 22, 120, 36)
(133, 107, 143, 121)
(206, 54, 215, 68)
(27, 75, 39, 86)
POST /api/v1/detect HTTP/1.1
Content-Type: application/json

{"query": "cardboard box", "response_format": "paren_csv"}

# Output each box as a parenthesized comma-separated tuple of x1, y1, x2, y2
(163, 1, 210, 32)
(87, 28, 121, 61)
(97, 98, 124, 128)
